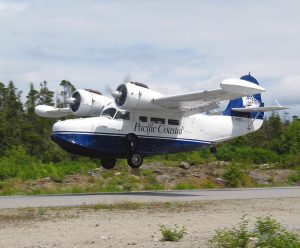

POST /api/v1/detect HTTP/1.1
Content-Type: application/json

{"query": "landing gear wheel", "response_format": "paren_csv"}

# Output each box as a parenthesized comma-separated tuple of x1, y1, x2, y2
(127, 153, 143, 168)
(101, 158, 116, 169)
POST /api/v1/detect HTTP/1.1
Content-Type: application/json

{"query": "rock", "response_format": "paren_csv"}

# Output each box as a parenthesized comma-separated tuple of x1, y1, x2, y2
(87, 171, 94, 176)
(114, 172, 121, 176)
(214, 178, 228, 185)
(179, 161, 190, 170)
(130, 175, 139, 179)
(218, 161, 230, 167)
(249, 172, 271, 185)
(153, 170, 163, 175)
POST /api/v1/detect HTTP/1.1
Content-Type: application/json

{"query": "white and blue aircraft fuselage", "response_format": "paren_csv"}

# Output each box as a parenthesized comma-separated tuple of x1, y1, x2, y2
(36, 74, 287, 169)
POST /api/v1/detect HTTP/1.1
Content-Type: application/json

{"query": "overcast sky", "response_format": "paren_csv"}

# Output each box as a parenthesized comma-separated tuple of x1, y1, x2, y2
(0, 0, 299, 117)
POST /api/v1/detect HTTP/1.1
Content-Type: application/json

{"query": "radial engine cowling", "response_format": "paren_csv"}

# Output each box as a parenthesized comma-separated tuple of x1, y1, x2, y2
(113, 83, 163, 111)
(70, 89, 112, 117)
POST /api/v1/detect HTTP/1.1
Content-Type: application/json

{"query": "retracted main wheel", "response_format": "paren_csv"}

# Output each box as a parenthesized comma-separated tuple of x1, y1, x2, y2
(125, 133, 139, 153)
(101, 158, 116, 169)
(127, 153, 143, 168)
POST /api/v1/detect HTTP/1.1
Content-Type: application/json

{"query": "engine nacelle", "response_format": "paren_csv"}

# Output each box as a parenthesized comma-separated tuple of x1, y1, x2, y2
(70, 89, 112, 117)
(35, 89, 113, 118)
(113, 83, 163, 111)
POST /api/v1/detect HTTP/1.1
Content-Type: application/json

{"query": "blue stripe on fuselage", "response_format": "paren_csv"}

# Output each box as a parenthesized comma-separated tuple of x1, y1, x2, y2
(51, 131, 211, 158)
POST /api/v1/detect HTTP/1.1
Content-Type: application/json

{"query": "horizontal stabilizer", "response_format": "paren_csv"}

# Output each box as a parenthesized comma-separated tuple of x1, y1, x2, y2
(35, 105, 73, 118)
(232, 106, 289, 113)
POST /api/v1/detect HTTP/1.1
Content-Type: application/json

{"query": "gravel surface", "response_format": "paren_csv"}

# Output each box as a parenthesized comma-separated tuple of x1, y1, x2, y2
(0, 198, 299, 248)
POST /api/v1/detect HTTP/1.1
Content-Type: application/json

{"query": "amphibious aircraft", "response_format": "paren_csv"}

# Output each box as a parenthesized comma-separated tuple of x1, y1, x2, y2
(35, 74, 287, 169)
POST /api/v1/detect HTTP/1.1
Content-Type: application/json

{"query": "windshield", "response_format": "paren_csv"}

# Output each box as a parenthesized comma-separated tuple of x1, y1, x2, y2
(115, 111, 130, 120)
(102, 108, 116, 118)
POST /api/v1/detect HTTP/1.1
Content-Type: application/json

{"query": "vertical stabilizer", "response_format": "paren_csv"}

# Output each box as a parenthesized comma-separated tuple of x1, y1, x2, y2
(222, 74, 264, 119)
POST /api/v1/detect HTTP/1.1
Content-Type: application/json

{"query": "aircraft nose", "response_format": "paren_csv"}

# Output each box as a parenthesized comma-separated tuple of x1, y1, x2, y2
(52, 121, 66, 132)
(52, 118, 94, 133)
(51, 121, 67, 144)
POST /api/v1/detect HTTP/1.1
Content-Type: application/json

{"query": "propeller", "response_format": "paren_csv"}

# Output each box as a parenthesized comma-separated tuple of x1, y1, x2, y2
(112, 84, 127, 106)
(111, 90, 122, 98)
(123, 74, 131, 83)
(104, 85, 115, 96)
(104, 74, 131, 96)
(65, 97, 76, 104)
(68, 91, 81, 112)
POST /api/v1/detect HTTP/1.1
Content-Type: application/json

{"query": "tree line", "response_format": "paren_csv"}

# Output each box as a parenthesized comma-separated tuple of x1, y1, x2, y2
(0, 80, 75, 162)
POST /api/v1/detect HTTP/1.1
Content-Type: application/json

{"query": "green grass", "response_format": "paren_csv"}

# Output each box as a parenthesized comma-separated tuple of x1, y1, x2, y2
(0, 148, 98, 182)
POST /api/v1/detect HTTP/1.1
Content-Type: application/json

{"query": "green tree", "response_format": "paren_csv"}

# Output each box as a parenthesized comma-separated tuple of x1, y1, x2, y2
(38, 81, 54, 105)
(1, 81, 24, 151)
(25, 83, 38, 114)
(57, 80, 76, 107)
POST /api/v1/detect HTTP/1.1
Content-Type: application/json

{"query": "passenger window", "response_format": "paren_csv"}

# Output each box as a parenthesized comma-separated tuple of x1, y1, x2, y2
(168, 119, 179, 125)
(115, 111, 130, 120)
(139, 116, 147, 122)
(102, 108, 116, 118)
(150, 117, 165, 124)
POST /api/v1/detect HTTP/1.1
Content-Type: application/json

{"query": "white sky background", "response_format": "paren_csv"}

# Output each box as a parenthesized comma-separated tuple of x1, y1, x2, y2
(0, 0, 299, 117)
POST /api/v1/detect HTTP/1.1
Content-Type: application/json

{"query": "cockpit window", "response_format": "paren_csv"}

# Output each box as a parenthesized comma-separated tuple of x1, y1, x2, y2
(102, 108, 117, 118)
(115, 111, 130, 120)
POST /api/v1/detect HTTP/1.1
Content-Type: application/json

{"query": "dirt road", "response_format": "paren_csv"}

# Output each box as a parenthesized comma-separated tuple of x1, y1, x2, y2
(0, 198, 299, 248)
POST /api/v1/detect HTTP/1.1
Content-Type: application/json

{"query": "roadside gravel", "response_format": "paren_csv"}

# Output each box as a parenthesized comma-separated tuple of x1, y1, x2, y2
(0, 198, 299, 248)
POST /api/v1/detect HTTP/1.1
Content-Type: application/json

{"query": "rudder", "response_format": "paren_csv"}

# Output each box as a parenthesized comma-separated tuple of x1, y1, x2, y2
(222, 74, 264, 119)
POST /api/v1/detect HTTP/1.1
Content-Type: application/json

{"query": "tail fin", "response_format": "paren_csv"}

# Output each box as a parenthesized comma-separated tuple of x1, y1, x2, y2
(222, 74, 264, 119)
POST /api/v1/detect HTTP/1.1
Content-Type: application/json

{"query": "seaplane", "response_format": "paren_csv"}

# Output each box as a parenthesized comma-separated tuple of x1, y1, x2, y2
(35, 74, 288, 169)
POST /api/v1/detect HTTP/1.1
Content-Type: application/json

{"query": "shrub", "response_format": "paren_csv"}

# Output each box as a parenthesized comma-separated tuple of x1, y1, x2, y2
(288, 168, 300, 185)
(173, 182, 195, 190)
(199, 178, 218, 189)
(222, 164, 250, 187)
(216, 146, 279, 164)
(142, 171, 164, 190)
(254, 216, 300, 247)
(208, 215, 300, 248)
(0, 147, 98, 183)
(208, 215, 251, 248)
(159, 224, 187, 242)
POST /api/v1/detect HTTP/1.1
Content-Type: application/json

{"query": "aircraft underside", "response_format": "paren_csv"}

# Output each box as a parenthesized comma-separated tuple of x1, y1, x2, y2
(51, 131, 211, 159)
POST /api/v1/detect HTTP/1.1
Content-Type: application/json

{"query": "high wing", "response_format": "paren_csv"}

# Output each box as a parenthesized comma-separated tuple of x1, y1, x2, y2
(153, 78, 265, 112)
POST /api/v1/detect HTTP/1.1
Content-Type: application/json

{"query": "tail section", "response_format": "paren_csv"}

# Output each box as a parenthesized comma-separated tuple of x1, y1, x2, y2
(222, 74, 264, 119)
